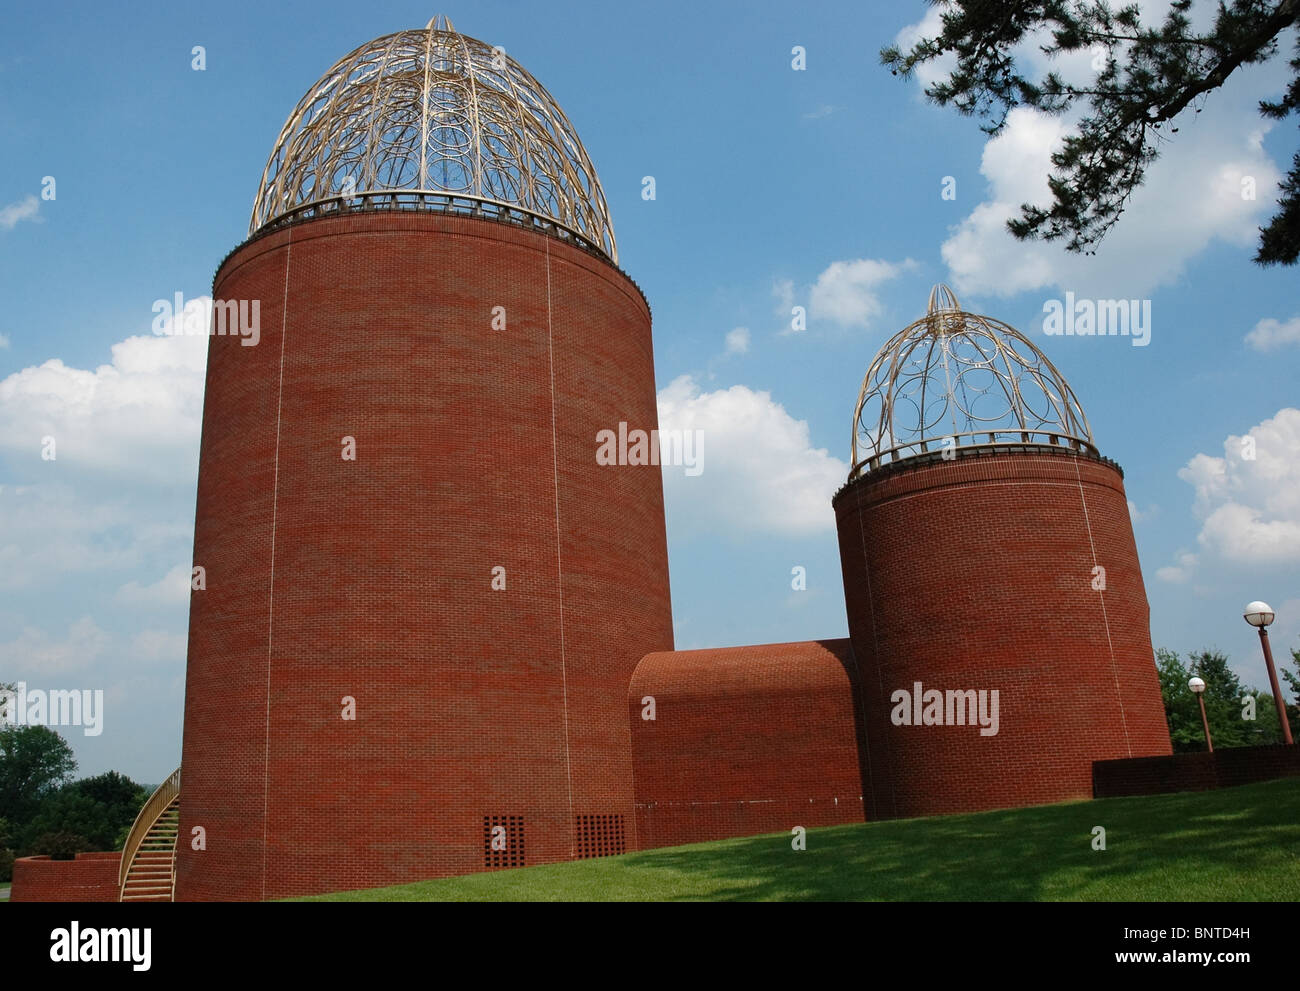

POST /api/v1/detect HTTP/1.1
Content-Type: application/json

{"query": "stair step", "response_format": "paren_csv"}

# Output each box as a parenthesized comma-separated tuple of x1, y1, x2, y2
(119, 778, 181, 903)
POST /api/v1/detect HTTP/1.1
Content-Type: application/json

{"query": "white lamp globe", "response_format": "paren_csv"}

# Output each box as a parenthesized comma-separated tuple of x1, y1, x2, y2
(1244, 601, 1275, 628)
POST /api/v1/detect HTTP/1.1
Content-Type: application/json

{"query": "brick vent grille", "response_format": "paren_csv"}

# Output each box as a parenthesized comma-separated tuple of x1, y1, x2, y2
(483, 816, 526, 869)
(575, 814, 626, 859)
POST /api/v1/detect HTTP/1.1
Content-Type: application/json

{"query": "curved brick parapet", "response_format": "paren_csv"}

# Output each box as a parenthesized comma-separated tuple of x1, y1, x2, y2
(10, 852, 122, 903)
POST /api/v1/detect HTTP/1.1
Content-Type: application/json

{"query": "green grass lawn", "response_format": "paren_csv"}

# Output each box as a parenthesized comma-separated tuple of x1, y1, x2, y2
(297, 777, 1300, 902)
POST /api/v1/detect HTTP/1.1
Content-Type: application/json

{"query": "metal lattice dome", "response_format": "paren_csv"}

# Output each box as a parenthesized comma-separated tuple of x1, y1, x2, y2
(250, 15, 618, 261)
(850, 285, 1096, 479)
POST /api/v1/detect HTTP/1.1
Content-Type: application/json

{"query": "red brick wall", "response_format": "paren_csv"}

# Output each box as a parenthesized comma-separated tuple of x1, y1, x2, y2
(1094, 744, 1300, 797)
(629, 640, 867, 849)
(176, 212, 673, 900)
(10, 852, 121, 902)
(834, 448, 1172, 819)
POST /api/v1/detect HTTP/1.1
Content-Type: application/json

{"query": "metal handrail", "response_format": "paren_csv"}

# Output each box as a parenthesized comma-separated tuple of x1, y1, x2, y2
(257, 189, 612, 262)
(118, 766, 181, 893)
(849, 430, 1098, 479)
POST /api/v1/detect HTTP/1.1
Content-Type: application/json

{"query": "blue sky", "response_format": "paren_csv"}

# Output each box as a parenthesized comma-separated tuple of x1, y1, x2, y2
(1, 0, 1297, 784)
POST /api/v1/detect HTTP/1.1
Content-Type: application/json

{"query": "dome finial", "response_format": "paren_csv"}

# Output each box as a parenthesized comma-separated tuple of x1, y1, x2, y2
(427, 14, 455, 32)
(927, 283, 962, 315)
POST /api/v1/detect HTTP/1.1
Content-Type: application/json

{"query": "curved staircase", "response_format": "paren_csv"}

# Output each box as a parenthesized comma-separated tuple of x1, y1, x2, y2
(119, 767, 181, 902)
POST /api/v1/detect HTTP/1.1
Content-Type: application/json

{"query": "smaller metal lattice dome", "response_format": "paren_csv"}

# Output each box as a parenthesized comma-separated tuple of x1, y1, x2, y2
(850, 285, 1095, 479)
(250, 15, 618, 261)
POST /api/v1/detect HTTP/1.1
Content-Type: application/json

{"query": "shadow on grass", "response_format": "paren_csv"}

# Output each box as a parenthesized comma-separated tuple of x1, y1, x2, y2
(622, 778, 1300, 901)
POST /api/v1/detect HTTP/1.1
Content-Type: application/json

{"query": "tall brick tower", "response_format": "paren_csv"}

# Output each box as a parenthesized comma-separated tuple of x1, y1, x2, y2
(176, 16, 673, 900)
(833, 285, 1171, 820)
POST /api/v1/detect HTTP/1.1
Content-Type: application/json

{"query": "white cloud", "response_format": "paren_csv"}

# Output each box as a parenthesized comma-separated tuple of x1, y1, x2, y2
(0, 316, 208, 482)
(891, 8, 1290, 298)
(0, 616, 110, 674)
(0, 483, 190, 591)
(724, 327, 750, 356)
(0, 333, 10, 349)
(772, 278, 794, 314)
(0, 320, 209, 595)
(129, 630, 188, 663)
(1171, 407, 1300, 570)
(1157, 551, 1199, 584)
(0, 195, 39, 231)
(1245, 316, 1300, 352)
(1127, 500, 1157, 526)
(0, 322, 207, 774)
(810, 258, 913, 328)
(772, 278, 804, 336)
(116, 563, 192, 606)
(1265, 597, 1300, 659)
(803, 105, 836, 120)
(939, 104, 1281, 298)
(656, 374, 846, 536)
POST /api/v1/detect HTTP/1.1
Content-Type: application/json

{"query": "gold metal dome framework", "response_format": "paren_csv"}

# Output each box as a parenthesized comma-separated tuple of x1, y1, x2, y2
(850, 285, 1096, 479)
(250, 15, 618, 262)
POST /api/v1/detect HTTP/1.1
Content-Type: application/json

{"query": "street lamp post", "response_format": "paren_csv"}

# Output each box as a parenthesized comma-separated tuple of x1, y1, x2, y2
(1188, 676, 1213, 752)
(1244, 601, 1294, 746)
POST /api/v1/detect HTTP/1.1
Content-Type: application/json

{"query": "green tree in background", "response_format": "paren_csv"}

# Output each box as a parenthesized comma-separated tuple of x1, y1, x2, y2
(0, 724, 77, 824)
(1188, 649, 1253, 748)
(1156, 648, 1203, 751)
(20, 771, 149, 853)
(1280, 647, 1300, 738)
(0, 686, 153, 860)
(1156, 647, 1297, 751)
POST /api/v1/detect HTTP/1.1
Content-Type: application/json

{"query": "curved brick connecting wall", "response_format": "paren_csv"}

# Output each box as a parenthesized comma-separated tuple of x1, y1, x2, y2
(629, 639, 868, 849)
(10, 852, 121, 902)
(177, 212, 673, 900)
(834, 448, 1172, 819)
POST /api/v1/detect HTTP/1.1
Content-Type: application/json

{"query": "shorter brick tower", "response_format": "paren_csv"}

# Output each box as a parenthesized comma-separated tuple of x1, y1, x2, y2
(833, 285, 1172, 819)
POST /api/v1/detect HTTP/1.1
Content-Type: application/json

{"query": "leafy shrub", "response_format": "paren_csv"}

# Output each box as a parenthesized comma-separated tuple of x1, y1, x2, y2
(32, 831, 92, 861)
